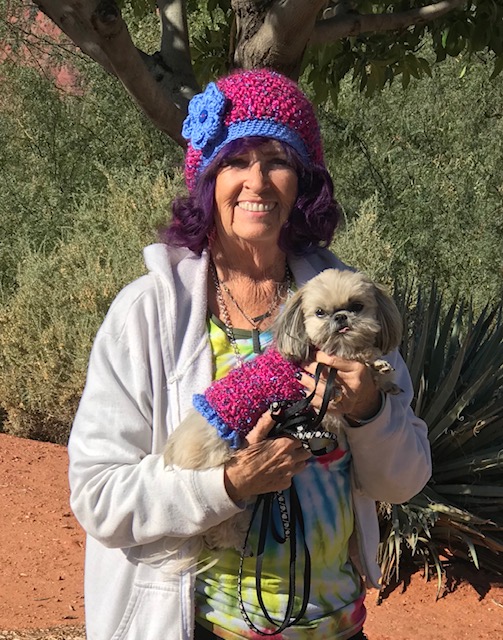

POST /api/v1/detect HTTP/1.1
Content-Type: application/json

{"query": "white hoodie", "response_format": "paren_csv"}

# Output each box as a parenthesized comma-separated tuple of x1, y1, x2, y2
(68, 244, 431, 640)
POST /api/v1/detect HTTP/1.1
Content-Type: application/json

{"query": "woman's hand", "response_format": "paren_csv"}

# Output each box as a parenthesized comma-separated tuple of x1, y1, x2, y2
(223, 412, 311, 503)
(298, 351, 381, 422)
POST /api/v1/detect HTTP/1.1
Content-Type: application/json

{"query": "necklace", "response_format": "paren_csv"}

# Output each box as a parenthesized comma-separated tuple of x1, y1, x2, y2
(219, 275, 285, 329)
(210, 260, 292, 364)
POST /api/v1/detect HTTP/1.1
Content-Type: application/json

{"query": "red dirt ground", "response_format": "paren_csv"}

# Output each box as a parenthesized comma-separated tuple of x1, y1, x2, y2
(1, 432, 502, 639)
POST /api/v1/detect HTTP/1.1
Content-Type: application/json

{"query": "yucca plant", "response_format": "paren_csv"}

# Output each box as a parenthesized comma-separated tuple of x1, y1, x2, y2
(378, 284, 503, 597)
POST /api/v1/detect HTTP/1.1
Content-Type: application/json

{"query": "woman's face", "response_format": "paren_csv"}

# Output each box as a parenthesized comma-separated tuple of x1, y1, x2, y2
(213, 140, 298, 248)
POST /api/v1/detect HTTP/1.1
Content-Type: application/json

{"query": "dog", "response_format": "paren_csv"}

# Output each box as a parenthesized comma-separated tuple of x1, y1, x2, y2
(274, 268, 403, 398)
(162, 268, 403, 561)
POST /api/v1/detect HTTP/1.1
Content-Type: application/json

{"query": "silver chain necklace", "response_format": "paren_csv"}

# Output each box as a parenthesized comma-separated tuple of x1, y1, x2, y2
(209, 259, 292, 366)
(219, 279, 282, 329)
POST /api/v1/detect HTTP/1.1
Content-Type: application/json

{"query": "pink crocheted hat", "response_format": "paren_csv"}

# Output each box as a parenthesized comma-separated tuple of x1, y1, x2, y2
(182, 69, 325, 191)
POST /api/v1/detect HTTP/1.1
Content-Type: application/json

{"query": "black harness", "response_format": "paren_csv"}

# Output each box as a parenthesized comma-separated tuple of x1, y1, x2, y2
(237, 364, 339, 635)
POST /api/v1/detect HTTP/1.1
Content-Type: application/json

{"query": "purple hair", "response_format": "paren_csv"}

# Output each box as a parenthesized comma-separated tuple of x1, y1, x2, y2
(159, 137, 341, 256)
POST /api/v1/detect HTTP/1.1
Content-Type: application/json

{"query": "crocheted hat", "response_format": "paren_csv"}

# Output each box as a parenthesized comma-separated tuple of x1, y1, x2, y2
(182, 69, 325, 191)
(192, 348, 304, 449)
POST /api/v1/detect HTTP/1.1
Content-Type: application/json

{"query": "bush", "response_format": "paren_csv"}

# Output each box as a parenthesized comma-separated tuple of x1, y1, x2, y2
(378, 285, 503, 588)
(321, 54, 503, 311)
(0, 36, 184, 441)
(0, 168, 183, 442)
(0, 57, 181, 299)
(331, 194, 396, 285)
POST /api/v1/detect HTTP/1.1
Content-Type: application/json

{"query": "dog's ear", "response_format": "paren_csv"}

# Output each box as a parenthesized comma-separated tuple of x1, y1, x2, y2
(373, 284, 403, 354)
(274, 289, 311, 362)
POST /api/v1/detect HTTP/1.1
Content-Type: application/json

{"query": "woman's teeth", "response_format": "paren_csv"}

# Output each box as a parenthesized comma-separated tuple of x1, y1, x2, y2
(238, 201, 275, 212)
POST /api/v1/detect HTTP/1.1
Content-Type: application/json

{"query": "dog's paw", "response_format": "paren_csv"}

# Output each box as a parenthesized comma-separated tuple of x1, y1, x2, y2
(372, 359, 395, 375)
(370, 360, 402, 395)
(381, 381, 403, 395)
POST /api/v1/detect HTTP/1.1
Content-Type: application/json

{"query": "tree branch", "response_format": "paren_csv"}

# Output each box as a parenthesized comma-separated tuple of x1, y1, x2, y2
(94, 8, 187, 144)
(31, 0, 186, 146)
(31, 0, 116, 74)
(310, 0, 466, 45)
(268, 0, 328, 42)
(157, 0, 200, 101)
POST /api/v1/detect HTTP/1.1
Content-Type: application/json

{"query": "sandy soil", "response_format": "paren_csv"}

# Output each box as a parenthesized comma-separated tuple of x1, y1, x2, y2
(0, 432, 502, 639)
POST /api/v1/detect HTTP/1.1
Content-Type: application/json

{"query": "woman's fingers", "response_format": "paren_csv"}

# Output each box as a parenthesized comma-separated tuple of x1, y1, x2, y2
(224, 435, 311, 502)
(299, 352, 380, 419)
(244, 411, 276, 444)
(297, 367, 341, 410)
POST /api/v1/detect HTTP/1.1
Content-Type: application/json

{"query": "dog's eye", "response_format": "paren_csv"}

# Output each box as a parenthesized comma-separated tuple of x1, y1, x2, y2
(315, 308, 327, 318)
(348, 302, 364, 313)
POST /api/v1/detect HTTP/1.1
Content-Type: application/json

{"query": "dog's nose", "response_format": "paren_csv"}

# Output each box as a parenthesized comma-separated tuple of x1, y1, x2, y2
(333, 312, 348, 323)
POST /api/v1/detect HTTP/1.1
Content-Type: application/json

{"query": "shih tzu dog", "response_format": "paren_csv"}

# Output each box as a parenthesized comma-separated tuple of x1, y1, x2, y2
(162, 268, 403, 561)
(274, 268, 403, 396)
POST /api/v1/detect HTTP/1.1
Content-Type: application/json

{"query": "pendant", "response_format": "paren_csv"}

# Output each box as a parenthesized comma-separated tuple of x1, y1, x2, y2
(252, 329, 262, 354)
(252, 310, 271, 323)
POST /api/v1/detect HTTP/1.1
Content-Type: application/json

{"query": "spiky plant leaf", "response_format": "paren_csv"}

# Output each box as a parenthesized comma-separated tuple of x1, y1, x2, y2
(378, 283, 503, 591)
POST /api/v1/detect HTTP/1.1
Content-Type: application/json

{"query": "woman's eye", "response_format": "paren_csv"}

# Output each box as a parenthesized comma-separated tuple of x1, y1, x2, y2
(226, 157, 249, 168)
(315, 308, 326, 318)
(270, 157, 289, 166)
(348, 303, 364, 313)
(268, 157, 293, 169)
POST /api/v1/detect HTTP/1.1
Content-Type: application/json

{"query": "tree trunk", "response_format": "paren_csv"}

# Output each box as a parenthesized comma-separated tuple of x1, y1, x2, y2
(231, 0, 326, 80)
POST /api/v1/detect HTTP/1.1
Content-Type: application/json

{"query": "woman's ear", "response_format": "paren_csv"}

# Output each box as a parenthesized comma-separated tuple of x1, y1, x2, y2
(274, 290, 311, 362)
(373, 284, 403, 354)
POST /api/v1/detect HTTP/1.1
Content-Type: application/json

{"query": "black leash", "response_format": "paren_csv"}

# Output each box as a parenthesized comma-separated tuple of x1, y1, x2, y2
(237, 364, 340, 635)
(269, 363, 340, 448)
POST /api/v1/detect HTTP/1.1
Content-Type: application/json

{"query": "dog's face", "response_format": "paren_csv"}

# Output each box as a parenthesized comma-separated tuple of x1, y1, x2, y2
(274, 269, 402, 363)
(301, 270, 383, 356)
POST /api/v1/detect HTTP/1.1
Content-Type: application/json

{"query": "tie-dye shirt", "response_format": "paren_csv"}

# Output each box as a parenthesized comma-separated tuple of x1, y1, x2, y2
(195, 317, 366, 639)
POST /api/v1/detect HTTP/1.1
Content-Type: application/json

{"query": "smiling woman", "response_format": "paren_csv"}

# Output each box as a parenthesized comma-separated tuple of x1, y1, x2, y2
(67, 68, 431, 640)
(213, 141, 298, 253)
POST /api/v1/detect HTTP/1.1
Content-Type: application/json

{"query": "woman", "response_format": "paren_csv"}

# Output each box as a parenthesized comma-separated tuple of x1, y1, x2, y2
(68, 69, 431, 640)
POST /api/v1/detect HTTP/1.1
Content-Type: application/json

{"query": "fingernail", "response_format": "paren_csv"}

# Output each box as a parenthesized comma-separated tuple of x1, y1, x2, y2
(300, 389, 307, 397)
(294, 371, 302, 380)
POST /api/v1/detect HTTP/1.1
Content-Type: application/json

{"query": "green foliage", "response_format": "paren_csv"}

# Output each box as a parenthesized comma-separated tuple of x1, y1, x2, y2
(322, 53, 503, 312)
(118, 0, 233, 82)
(378, 286, 503, 590)
(0, 167, 183, 443)
(116, 0, 503, 97)
(162, 0, 503, 103)
(302, 1, 503, 105)
(188, 1, 233, 83)
(0, 57, 181, 299)
(117, 2, 160, 53)
(116, 0, 156, 20)
(0, 47, 183, 441)
(331, 195, 397, 284)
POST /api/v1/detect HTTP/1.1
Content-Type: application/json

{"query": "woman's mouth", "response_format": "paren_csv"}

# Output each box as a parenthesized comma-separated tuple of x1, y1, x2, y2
(237, 201, 275, 212)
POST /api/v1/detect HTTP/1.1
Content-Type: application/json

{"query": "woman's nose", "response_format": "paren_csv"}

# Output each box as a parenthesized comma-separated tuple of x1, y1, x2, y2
(244, 161, 269, 192)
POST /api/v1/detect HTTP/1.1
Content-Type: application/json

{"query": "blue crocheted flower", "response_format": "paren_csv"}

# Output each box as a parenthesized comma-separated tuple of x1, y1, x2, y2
(182, 82, 226, 151)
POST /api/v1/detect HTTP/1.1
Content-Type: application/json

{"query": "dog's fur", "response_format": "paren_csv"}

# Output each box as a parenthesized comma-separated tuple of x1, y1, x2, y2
(162, 268, 403, 561)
